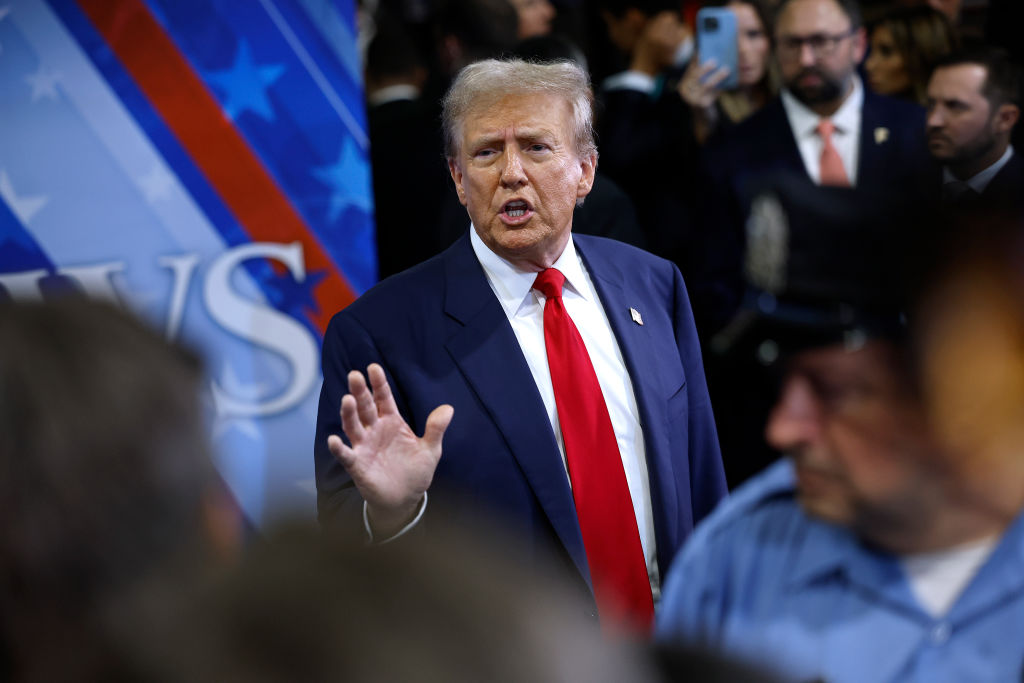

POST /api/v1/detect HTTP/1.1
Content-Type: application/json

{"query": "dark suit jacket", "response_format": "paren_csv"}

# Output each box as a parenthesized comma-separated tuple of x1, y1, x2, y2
(980, 150, 1024, 212)
(314, 232, 727, 600)
(368, 97, 463, 279)
(690, 90, 930, 488)
(692, 90, 930, 335)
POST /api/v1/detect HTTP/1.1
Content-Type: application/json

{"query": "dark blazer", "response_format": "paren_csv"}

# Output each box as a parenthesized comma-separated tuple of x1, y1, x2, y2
(314, 232, 727, 600)
(692, 90, 930, 335)
(980, 150, 1024, 212)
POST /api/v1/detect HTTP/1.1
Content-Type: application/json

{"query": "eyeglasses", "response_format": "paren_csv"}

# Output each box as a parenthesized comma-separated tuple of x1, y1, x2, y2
(777, 28, 856, 59)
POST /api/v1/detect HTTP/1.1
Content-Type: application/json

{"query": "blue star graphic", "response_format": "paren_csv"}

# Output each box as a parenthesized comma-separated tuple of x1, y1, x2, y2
(264, 267, 327, 317)
(205, 41, 285, 121)
(311, 138, 374, 223)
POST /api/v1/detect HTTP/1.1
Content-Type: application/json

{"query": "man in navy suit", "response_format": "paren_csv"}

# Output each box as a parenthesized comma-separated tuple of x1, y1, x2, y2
(690, 0, 931, 487)
(314, 59, 726, 631)
(926, 47, 1023, 214)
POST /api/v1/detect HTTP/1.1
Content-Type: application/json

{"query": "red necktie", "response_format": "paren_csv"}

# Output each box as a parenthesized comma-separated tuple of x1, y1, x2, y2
(817, 119, 850, 187)
(533, 267, 654, 632)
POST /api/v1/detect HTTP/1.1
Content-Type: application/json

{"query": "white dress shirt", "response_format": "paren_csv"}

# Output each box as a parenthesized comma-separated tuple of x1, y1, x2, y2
(471, 228, 661, 599)
(781, 76, 864, 186)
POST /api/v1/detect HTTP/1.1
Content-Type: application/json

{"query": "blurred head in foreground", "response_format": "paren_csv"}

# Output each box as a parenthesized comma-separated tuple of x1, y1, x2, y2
(914, 214, 1024, 523)
(0, 298, 236, 681)
(126, 520, 662, 683)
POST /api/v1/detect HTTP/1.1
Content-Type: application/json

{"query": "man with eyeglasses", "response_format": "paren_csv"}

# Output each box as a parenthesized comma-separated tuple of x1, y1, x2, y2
(657, 178, 1024, 681)
(688, 0, 932, 488)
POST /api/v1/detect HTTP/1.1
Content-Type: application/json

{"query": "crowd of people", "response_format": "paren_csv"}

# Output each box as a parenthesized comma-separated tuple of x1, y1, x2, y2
(4, 0, 1024, 681)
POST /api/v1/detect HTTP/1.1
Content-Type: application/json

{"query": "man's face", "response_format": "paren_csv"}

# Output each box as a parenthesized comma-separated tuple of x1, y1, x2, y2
(448, 92, 595, 270)
(774, 0, 866, 108)
(765, 342, 938, 537)
(926, 64, 999, 167)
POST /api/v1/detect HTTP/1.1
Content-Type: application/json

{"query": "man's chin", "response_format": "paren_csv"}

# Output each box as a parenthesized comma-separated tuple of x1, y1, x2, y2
(790, 84, 842, 108)
(797, 493, 852, 526)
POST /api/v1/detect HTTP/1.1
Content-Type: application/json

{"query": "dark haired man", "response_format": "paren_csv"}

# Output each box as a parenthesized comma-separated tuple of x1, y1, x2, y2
(926, 47, 1023, 212)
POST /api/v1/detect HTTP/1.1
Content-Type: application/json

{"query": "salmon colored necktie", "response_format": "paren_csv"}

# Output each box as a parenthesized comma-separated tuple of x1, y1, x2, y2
(817, 119, 850, 187)
(533, 267, 654, 632)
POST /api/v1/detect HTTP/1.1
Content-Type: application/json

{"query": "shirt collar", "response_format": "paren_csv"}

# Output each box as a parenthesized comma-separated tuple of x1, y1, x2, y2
(781, 75, 864, 138)
(469, 227, 591, 319)
(367, 84, 421, 107)
(943, 145, 1015, 192)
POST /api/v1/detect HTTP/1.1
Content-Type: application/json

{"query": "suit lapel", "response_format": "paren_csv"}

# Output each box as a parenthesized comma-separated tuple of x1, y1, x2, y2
(576, 238, 682, 568)
(763, 99, 809, 181)
(441, 235, 590, 584)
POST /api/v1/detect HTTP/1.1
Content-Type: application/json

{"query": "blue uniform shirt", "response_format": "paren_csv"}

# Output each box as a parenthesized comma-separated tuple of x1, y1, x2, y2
(657, 460, 1024, 682)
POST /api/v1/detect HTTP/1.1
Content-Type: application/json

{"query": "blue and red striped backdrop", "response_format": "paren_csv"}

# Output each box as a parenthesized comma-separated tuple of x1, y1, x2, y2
(0, 0, 374, 524)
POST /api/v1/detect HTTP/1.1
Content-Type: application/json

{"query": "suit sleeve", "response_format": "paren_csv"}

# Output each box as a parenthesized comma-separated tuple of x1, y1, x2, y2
(671, 264, 729, 522)
(313, 310, 377, 536)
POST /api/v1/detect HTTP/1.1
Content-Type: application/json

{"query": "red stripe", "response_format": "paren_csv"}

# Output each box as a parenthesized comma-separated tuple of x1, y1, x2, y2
(75, 0, 358, 331)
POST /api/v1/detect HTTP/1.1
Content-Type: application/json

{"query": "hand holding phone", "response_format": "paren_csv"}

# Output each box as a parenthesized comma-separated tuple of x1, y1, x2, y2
(695, 7, 738, 91)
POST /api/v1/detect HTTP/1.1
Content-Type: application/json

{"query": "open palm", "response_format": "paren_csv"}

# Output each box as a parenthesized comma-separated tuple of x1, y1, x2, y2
(327, 364, 453, 529)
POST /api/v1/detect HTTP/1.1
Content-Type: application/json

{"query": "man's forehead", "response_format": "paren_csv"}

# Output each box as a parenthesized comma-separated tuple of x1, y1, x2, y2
(930, 64, 988, 97)
(460, 95, 573, 139)
(777, 0, 850, 33)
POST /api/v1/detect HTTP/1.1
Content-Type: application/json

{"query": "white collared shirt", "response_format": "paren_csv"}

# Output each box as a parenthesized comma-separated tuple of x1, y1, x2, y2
(367, 84, 420, 107)
(943, 145, 1015, 193)
(781, 76, 864, 186)
(602, 70, 657, 96)
(470, 228, 661, 599)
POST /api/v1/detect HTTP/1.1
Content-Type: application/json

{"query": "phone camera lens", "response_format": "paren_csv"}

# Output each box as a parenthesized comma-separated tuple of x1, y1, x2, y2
(703, 16, 719, 31)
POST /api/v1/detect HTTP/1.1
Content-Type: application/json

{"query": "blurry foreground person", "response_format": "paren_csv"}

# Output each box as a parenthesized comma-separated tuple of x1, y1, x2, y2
(0, 298, 238, 681)
(657, 181, 1024, 681)
(864, 4, 957, 103)
(916, 215, 1024, 526)
(128, 521, 663, 683)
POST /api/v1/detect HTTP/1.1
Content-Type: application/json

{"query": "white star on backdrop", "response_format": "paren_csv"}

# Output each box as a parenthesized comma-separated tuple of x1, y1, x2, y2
(24, 65, 61, 102)
(137, 164, 175, 203)
(0, 169, 48, 225)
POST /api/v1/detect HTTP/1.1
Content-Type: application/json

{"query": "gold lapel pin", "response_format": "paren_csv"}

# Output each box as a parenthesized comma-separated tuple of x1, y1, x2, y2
(874, 127, 889, 144)
(630, 307, 643, 326)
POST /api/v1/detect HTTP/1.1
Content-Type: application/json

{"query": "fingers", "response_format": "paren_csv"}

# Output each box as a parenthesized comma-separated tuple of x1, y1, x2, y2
(347, 369, 378, 428)
(366, 363, 400, 417)
(422, 404, 455, 452)
(705, 64, 731, 89)
(327, 434, 356, 470)
(339, 393, 365, 444)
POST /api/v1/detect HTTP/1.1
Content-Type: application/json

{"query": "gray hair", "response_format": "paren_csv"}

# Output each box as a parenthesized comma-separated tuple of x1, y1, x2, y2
(441, 58, 598, 161)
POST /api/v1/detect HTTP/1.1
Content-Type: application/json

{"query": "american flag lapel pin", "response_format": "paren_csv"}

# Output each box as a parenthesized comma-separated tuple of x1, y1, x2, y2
(630, 307, 643, 325)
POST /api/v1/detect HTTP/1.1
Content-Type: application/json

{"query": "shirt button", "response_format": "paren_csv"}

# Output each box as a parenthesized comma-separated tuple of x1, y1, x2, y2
(930, 622, 952, 644)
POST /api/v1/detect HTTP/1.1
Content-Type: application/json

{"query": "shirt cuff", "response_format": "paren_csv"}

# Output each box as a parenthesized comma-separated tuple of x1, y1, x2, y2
(602, 71, 657, 95)
(363, 492, 427, 545)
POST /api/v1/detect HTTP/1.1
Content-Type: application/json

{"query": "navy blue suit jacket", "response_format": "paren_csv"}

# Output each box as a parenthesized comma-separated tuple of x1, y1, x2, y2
(314, 232, 727, 597)
(691, 90, 930, 334)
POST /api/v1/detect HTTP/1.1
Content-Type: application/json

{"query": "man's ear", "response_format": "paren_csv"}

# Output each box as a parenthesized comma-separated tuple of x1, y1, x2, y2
(576, 152, 597, 200)
(993, 103, 1020, 135)
(448, 158, 467, 206)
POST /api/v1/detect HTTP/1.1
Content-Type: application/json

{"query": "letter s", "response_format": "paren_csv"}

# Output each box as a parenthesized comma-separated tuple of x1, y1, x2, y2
(204, 242, 319, 418)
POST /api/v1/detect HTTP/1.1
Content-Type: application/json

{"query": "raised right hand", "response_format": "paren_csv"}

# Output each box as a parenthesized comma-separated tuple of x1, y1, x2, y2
(327, 363, 454, 536)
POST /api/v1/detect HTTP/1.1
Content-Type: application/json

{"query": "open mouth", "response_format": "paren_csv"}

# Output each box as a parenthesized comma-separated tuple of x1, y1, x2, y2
(502, 199, 533, 222)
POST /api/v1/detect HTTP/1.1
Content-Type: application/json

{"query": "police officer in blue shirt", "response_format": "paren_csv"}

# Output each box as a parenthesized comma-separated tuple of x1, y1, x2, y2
(657, 176, 1024, 682)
